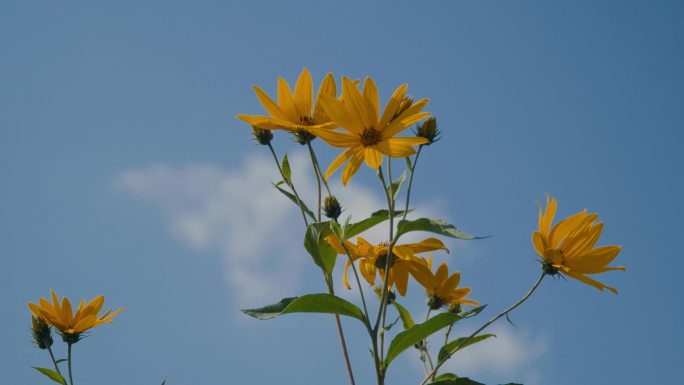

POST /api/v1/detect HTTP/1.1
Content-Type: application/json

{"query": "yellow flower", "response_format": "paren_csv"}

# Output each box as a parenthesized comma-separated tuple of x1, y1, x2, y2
(310, 77, 430, 185)
(236, 68, 337, 136)
(28, 290, 123, 338)
(410, 257, 479, 309)
(533, 195, 626, 294)
(326, 236, 448, 296)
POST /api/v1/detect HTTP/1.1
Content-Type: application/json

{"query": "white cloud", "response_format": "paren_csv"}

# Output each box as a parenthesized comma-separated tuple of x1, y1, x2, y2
(439, 325, 548, 385)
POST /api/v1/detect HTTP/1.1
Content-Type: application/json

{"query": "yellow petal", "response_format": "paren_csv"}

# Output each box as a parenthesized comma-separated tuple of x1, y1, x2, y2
(382, 98, 430, 137)
(313, 73, 337, 123)
(252, 86, 290, 122)
(236, 115, 296, 131)
(277, 76, 300, 121)
(341, 77, 374, 129)
(341, 148, 365, 185)
(364, 147, 383, 169)
(548, 209, 588, 248)
(441, 272, 461, 293)
(324, 147, 356, 181)
(377, 84, 408, 130)
(393, 265, 410, 296)
(435, 263, 449, 284)
(294, 68, 313, 118)
(320, 95, 364, 133)
(362, 77, 379, 124)
(564, 269, 619, 294)
(308, 128, 359, 148)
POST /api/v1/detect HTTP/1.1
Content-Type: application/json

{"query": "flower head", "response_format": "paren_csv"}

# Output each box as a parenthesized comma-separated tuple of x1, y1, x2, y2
(310, 77, 430, 185)
(326, 236, 448, 296)
(236, 68, 337, 140)
(533, 195, 626, 294)
(28, 290, 123, 341)
(410, 257, 478, 309)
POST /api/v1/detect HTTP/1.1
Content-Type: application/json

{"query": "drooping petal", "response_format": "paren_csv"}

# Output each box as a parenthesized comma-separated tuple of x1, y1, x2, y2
(364, 147, 383, 169)
(563, 269, 619, 294)
(323, 147, 356, 181)
(341, 148, 365, 185)
(393, 265, 410, 296)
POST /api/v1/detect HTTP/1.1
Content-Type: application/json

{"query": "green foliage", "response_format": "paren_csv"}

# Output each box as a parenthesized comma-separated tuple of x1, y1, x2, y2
(304, 221, 337, 275)
(390, 170, 407, 202)
(241, 294, 365, 322)
(429, 377, 485, 385)
(32, 367, 66, 385)
(433, 373, 459, 381)
(281, 153, 291, 182)
(392, 302, 415, 329)
(396, 217, 480, 240)
(272, 182, 316, 221)
(385, 309, 480, 368)
(343, 209, 406, 239)
(437, 334, 496, 363)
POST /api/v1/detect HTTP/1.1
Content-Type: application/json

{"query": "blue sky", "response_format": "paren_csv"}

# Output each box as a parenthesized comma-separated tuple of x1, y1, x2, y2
(1, 1, 682, 384)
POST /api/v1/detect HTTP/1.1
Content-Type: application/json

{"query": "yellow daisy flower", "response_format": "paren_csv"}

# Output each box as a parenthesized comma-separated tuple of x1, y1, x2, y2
(310, 77, 431, 185)
(236, 68, 337, 139)
(410, 257, 479, 309)
(326, 236, 448, 296)
(28, 290, 123, 339)
(533, 195, 626, 294)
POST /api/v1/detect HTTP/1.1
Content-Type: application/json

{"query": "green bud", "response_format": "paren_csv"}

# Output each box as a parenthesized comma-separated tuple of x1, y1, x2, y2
(541, 260, 560, 276)
(31, 317, 53, 350)
(415, 116, 440, 145)
(293, 130, 315, 145)
(251, 126, 273, 145)
(323, 196, 342, 221)
(392, 96, 414, 120)
(447, 303, 462, 314)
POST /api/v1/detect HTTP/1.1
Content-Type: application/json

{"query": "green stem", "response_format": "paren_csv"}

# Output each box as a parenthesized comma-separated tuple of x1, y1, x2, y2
(419, 272, 546, 385)
(421, 309, 435, 372)
(403, 145, 423, 220)
(306, 141, 323, 221)
(67, 343, 74, 385)
(307, 141, 332, 196)
(326, 277, 357, 385)
(46, 345, 63, 377)
(267, 143, 309, 227)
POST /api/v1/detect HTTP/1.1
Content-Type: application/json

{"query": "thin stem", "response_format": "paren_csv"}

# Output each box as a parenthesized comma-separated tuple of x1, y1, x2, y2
(67, 342, 74, 385)
(403, 145, 423, 220)
(419, 272, 546, 385)
(306, 141, 323, 221)
(421, 310, 435, 372)
(326, 277, 357, 385)
(443, 324, 453, 346)
(267, 143, 309, 227)
(307, 141, 332, 196)
(46, 345, 63, 377)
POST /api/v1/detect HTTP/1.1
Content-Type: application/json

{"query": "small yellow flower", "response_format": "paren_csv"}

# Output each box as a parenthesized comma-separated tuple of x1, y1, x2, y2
(326, 236, 448, 296)
(410, 257, 479, 309)
(28, 290, 123, 338)
(310, 77, 430, 185)
(236, 68, 337, 135)
(533, 195, 626, 294)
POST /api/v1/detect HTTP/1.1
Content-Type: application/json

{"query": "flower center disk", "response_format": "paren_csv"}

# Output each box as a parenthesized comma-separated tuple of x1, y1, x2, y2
(360, 127, 382, 147)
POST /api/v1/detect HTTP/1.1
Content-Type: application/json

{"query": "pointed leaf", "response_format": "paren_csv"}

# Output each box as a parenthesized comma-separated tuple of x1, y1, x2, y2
(241, 294, 365, 321)
(432, 373, 459, 381)
(396, 217, 482, 240)
(344, 209, 406, 239)
(390, 170, 407, 202)
(32, 367, 67, 385)
(281, 153, 291, 182)
(438, 334, 496, 363)
(385, 308, 483, 367)
(430, 378, 485, 385)
(393, 302, 415, 329)
(304, 221, 337, 274)
(272, 182, 316, 221)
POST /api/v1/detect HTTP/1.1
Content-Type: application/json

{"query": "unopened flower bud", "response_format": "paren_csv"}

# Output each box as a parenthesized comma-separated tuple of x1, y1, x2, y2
(31, 317, 53, 350)
(293, 129, 315, 145)
(392, 96, 414, 120)
(251, 126, 273, 145)
(416, 117, 440, 145)
(447, 303, 462, 314)
(323, 195, 342, 221)
(427, 295, 444, 310)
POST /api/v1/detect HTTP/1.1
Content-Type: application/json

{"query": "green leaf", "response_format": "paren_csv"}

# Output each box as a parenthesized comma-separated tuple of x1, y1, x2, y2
(432, 373, 459, 381)
(304, 221, 337, 274)
(396, 217, 481, 240)
(393, 302, 415, 329)
(344, 209, 406, 239)
(32, 367, 67, 385)
(390, 170, 407, 202)
(281, 153, 291, 182)
(385, 310, 480, 367)
(430, 378, 485, 385)
(272, 182, 316, 221)
(241, 294, 365, 321)
(438, 334, 496, 363)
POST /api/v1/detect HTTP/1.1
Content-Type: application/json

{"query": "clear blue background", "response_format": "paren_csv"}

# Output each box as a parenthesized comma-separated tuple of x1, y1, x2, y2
(1, 1, 682, 384)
